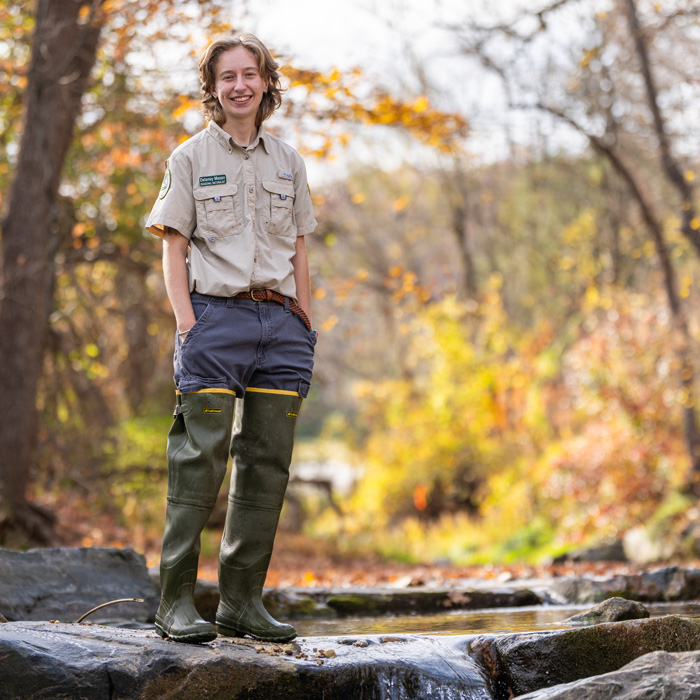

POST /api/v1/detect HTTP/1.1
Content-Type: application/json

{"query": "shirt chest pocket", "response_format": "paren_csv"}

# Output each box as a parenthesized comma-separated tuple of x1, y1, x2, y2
(193, 183, 241, 239)
(262, 180, 295, 237)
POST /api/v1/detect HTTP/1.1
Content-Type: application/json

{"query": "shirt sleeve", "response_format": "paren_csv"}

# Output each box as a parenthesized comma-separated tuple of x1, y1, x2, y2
(292, 155, 318, 236)
(145, 152, 196, 240)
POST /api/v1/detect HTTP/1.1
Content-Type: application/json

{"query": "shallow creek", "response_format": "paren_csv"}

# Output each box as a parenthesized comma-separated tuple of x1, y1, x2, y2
(293, 601, 700, 637)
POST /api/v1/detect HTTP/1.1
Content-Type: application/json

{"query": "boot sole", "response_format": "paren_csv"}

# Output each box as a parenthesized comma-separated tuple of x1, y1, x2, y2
(155, 621, 217, 644)
(216, 621, 296, 643)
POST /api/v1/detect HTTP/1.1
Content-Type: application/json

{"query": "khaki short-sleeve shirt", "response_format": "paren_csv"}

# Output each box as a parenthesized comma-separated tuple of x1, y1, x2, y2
(146, 121, 317, 301)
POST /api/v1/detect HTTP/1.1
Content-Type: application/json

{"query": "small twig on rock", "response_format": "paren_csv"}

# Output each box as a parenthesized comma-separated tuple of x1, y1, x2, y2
(76, 598, 144, 623)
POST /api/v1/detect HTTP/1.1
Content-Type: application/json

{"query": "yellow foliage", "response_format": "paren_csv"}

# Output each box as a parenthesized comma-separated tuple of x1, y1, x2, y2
(579, 47, 599, 68)
(393, 195, 410, 212)
(347, 293, 551, 536)
(413, 96, 429, 113)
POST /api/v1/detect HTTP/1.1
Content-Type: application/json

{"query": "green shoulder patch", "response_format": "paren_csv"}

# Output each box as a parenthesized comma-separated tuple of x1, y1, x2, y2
(158, 167, 172, 199)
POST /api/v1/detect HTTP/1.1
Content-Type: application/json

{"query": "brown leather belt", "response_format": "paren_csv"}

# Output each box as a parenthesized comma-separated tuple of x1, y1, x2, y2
(234, 289, 312, 332)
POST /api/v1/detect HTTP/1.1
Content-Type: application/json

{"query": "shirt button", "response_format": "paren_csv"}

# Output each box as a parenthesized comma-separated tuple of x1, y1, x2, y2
(208, 237, 215, 242)
(249, 187, 253, 193)
(244, 155, 250, 160)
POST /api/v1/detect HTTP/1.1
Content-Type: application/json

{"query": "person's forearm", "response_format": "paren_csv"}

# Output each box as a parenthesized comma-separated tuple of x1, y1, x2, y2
(292, 235, 312, 325)
(163, 233, 196, 334)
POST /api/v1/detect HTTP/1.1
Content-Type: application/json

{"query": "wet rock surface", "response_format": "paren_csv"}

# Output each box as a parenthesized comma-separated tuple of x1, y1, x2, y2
(4, 615, 700, 699)
(562, 596, 650, 625)
(514, 650, 700, 699)
(469, 615, 700, 699)
(0, 622, 492, 700)
(5, 548, 700, 699)
(0, 547, 159, 624)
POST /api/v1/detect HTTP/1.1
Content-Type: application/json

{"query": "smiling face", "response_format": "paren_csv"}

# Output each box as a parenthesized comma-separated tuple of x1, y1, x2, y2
(211, 46, 269, 131)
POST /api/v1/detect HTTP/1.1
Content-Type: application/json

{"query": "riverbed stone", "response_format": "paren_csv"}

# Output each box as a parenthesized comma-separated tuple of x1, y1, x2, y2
(152, 567, 545, 621)
(563, 597, 650, 625)
(514, 650, 700, 699)
(0, 547, 160, 624)
(553, 540, 627, 563)
(303, 586, 542, 616)
(548, 566, 700, 604)
(469, 615, 700, 699)
(0, 622, 493, 700)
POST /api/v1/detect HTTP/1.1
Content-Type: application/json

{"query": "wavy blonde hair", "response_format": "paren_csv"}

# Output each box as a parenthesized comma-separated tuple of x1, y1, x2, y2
(199, 34, 284, 127)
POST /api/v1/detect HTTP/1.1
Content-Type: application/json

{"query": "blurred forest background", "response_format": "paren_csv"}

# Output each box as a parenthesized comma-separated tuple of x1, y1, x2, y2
(2, 0, 700, 580)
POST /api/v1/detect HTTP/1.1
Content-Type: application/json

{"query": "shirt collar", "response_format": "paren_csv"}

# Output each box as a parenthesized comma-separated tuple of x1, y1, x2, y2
(207, 121, 270, 154)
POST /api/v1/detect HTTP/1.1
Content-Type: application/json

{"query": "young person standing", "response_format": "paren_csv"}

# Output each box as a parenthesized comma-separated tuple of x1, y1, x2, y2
(146, 34, 317, 644)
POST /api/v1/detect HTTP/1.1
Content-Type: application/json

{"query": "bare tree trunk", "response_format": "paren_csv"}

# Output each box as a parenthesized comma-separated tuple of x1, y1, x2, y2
(624, 0, 700, 259)
(623, 0, 700, 494)
(451, 200, 478, 298)
(0, 0, 102, 543)
(445, 162, 478, 298)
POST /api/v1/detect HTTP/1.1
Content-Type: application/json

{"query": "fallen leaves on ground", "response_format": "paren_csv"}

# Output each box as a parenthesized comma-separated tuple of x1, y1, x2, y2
(44, 496, 700, 589)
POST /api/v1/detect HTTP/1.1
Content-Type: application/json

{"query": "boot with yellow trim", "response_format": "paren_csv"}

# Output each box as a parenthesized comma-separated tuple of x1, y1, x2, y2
(216, 390, 301, 642)
(155, 390, 235, 644)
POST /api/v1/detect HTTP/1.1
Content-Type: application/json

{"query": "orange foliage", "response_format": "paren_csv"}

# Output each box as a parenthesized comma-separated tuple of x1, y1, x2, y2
(282, 65, 468, 156)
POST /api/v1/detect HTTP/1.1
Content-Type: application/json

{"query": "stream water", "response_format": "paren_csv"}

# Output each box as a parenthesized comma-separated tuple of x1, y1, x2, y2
(292, 600, 700, 637)
(289, 602, 700, 699)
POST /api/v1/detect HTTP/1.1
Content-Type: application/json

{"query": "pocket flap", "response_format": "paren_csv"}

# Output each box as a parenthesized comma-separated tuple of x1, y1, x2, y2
(193, 183, 238, 200)
(263, 180, 295, 198)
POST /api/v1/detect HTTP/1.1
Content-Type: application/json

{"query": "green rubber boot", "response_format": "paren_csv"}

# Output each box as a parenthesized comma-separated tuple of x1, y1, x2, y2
(155, 391, 235, 644)
(216, 391, 301, 642)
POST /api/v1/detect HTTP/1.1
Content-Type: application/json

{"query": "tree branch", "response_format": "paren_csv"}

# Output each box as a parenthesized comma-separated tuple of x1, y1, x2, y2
(624, 0, 700, 258)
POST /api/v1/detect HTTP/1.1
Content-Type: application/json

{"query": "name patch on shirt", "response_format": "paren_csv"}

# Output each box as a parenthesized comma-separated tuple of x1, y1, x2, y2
(278, 170, 294, 181)
(199, 174, 227, 187)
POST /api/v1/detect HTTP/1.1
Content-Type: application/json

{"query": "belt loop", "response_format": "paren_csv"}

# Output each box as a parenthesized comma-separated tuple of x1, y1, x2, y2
(227, 297, 235, 308)
(284, 296, 290, 311)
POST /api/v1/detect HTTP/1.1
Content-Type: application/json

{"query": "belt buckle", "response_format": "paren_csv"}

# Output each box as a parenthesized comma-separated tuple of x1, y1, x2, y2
(250, 289, 268, 302)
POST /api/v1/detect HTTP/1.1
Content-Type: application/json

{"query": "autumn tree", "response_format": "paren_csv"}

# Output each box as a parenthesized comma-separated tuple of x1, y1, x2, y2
(0, 0, 103, 542)
(451, 0, 700, 494)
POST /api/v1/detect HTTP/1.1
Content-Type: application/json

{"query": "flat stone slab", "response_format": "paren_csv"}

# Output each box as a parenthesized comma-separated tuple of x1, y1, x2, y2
(515, 650, 700, 699)
(0, 547, 159, 624)
(0, 622, 493, 700)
